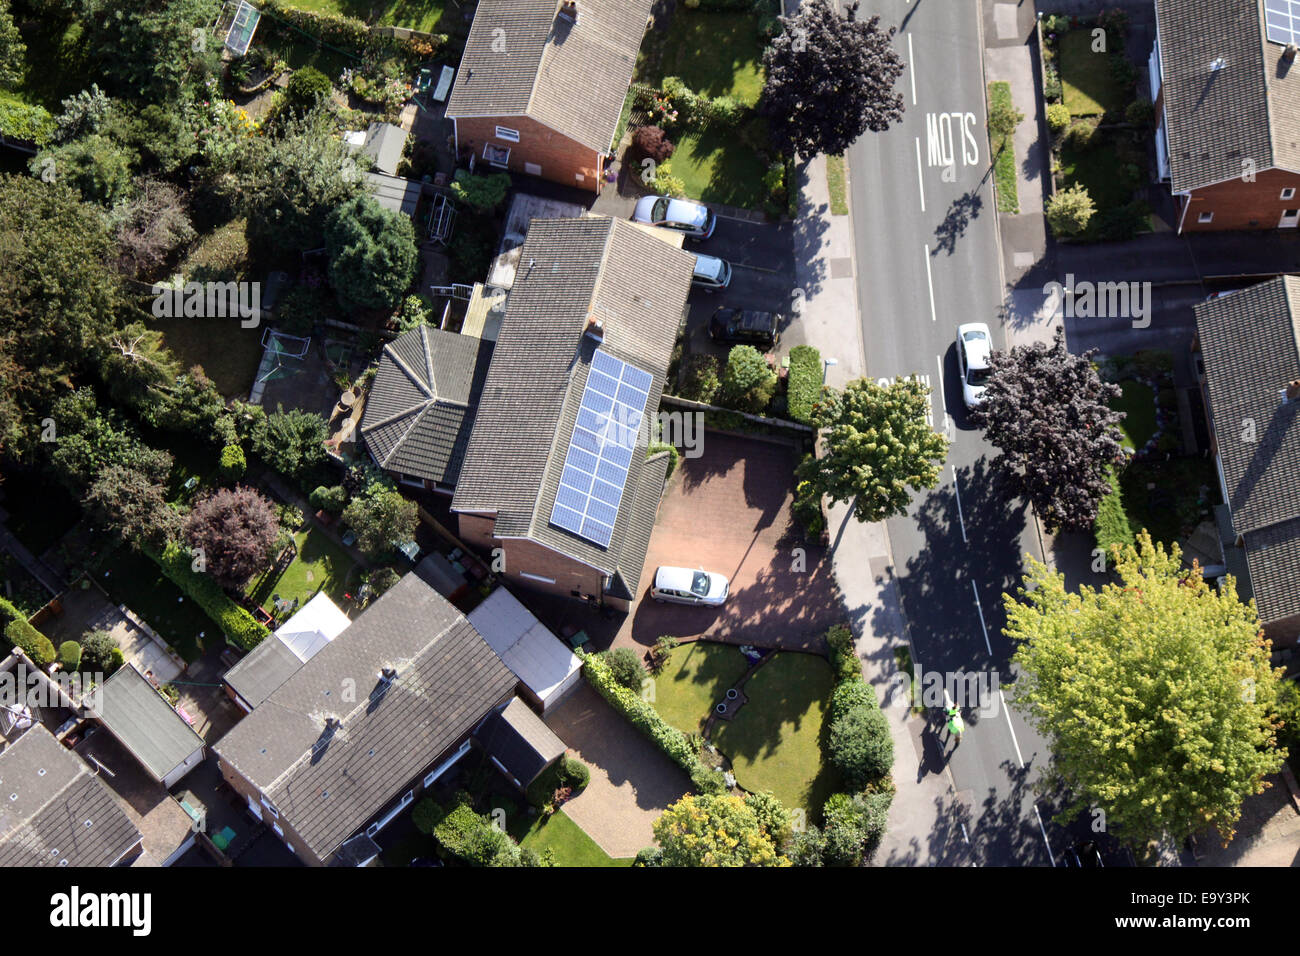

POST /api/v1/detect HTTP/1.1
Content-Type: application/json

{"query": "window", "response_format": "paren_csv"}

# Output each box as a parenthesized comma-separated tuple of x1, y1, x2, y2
(483, 143, 510, 166)
(261, 797, 280, 819)
(1198, 211, 1214, 223)
(494, 126, 520, 142)
(1283, 188, 1296, 201)
(525, 162, 542, 176)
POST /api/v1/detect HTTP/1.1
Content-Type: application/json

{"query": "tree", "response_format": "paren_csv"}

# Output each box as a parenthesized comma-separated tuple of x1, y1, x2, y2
(87, 464, 182, 550)
(249, 405, 328, 486)
(1006, 533, 1285, 846)
(796, 377, 947, 524)
(324, 194, 418, 313)
(969, 327, 1123, 533)
(30, 134, 137, 206)
(720, 345, 778, 414)
(0, 0, 27, 90)
(47, 389, 174, 494)
(759, 0, 905, 157)
(76, 0, 222, 103)
(80, 629, 120, 674)
(1045, 182, 1096, 236)
(341, 488, 417, 559)
(52, 85, 112, 143)
(98, 321, 181, 411)
(184, 486, 280, 589)
(109, 178, 195, 276)
(987, 97, 1023, 149)
(652, 793, 791, 867)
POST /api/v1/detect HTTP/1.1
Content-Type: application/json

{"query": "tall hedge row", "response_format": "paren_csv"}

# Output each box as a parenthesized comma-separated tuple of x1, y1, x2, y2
(786, 345, 823, 424)
(147, 543, 269, 651)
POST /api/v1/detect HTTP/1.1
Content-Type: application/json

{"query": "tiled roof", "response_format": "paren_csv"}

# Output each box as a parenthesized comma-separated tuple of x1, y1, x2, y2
(451, 218, 692, 593)
(445, 0, 654, 153)
(224, 636, 303, 711)
(0, 725, 141, 867)
(213, 561, 517, 863)
(475, 698, 565, 788)
(1156, 0, 1300, 191)
(359, 326, 494, 486)
(1244, 516, 1300, 624)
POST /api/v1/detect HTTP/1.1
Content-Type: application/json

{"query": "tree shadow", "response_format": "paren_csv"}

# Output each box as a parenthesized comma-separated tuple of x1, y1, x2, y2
(932, 190, 984, 257)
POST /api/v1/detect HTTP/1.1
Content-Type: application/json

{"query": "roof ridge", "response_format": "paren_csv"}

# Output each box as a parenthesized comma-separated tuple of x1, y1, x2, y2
(383, 340, 434, 400)
(421, 324, 437, 396)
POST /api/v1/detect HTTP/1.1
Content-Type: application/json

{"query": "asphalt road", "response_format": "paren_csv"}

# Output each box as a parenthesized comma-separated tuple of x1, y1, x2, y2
(847, 0, 1059, 866)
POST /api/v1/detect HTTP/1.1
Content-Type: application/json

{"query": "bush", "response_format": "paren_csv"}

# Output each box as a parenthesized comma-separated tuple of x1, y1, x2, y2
(219, 444, 246, 480)
(432, 803, 522, 866)
(0, 92, 55, 146)
(793, 477, 825, 538)
(646, 441, 680, 479)
(648, 635, 680, 674)
(821, 790, 892, 865)
(250, 405, 329, 488)
(412, 798, 445, 835)
(582, 650, 726, 794)
(679, 353, 721, 403)
(449, 170, 511, 212)
(828, 702, 894, 788)
(825, 625, 860, 683)
(1064, 119, 1099, 151)
(342, 488, 418, 559)
(1124, 98, 1154, 127)
(633, 125, 675, 162)
(1093, 466, 1135, 564)
(4, 619, 56, 668)
(649, 160, 686, 199)
(597, 647, 646, 692)
(1042, 67, 1063, 103)
(148, 543, 270, 651)
(80, 630, 120, 674)
(708, 95, 745, 128)
(283, 67, 332, 113)
(786, 345, 823, 424)
(1045, 183, 1096, 237)
(1046, 102, 1070, 133)
(633, 846, 663, 867)
(720, 345, 778, 414)
(58, 641, 82, 672)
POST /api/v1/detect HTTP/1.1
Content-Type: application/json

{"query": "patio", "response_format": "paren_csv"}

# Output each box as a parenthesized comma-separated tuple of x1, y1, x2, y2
(40, 579, 184, 683)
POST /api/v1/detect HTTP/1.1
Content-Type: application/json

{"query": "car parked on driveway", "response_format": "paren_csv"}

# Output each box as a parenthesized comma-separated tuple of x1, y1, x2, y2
(650, 566, 730, 607)
(692, 254, 732, 292)
(956, 322, 993, 408)
(632, 195, 717, 239)
(708, 308, 781, 349)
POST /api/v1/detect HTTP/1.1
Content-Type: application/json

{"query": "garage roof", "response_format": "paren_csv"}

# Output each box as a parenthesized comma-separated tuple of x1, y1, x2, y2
(98, 665, 205, 784)
(467, 588, 581, 709)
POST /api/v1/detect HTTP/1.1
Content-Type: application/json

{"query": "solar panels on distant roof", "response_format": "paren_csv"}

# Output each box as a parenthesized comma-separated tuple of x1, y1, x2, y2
(549, 350, 654, 548)
(224, 0, 262, 56)
(1265, 0, 1300, 47)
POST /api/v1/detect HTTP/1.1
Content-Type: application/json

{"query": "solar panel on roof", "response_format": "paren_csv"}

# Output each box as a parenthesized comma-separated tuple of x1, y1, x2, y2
(1265, 0, 1300, 47)
(549, 349, 653, 548)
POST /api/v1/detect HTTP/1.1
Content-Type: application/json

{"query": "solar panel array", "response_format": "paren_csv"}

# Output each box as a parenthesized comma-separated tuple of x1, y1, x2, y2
(549, 350, 654, 548)
(1265, 0, 1300, 47)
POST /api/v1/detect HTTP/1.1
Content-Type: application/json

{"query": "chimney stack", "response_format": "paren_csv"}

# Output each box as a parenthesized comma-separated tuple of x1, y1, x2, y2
(1282, 380, 1300, 403)
(585, 312, 605, 341)
(559, 0, 578, 23)
(1286, 43, 1298, 63)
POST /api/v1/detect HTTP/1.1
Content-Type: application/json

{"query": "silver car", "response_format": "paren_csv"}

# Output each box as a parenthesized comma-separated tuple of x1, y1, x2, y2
(632, 195, 717, 239)
(650, 566, 730, 607)
(691, 253, 732, 291)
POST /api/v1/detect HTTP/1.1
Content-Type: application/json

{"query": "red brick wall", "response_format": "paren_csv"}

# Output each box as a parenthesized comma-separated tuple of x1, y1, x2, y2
(217, 757, 326, 866)
(454, 114, 604, 193)
(455, 512, 606, 601)
(1180, 167, 1300, 232)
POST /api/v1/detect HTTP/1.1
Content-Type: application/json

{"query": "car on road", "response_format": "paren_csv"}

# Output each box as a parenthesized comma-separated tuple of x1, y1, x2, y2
(708, 308, 781, 349)
(956, 322, 993, 407)
(632, 195, 717, 240)
(650, 566, 730, 607)
(691, 254, 732, 292)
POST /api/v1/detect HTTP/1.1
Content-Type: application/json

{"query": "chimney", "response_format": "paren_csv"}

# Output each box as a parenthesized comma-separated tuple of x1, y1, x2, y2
(585, 312, 605, 341)
(379, 667, 397, 683)
(1285, 380, 1300, 403)
(1286, 43, 1298, 63)
(558, 0, 578, 23)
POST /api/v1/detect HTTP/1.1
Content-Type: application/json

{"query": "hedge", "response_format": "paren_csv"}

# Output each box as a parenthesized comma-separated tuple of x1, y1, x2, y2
(647, 441, 681, 479)
(4, 619, 56, 668)
(0, 92, 56, 147)
(432, 803, 522, 866)
(786, 345, 823, 424)
(582, 651, 726, 794)
(823, 624, 894, 791)
(826, 624, 860, 683)
(261, 0, 383, 55)
(147, 543, 269, 651)
(1093, 465, 1135, 565)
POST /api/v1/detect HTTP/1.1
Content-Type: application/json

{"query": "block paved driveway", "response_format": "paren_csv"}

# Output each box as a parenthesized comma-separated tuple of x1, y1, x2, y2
(543, 684, 690, 858)
(616, 431, 844, 652)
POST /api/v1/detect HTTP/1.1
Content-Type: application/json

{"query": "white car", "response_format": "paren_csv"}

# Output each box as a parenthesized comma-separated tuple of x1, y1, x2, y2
(650, 566, 730, 607)
(956, 322, 993, 408)
(691, 254, 732, 291)
(632, 195, 716, 239)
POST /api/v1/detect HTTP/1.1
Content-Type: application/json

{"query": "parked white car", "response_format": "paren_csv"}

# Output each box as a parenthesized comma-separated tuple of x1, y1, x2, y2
(650, 566, 730, 607)
(632, 195, 717, 239)
(956, 322, 993, 408)
(691, 254, 732, 291)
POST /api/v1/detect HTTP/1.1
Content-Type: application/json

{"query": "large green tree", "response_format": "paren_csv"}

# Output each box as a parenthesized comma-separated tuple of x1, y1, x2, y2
(1006, 532, 1285, 846)
(796, 376, 947, 523)
(652, 793, 791, 867)
(341, 488, 418, 560)
(324, 194, 418, 313)
(76, 0, 222, 103)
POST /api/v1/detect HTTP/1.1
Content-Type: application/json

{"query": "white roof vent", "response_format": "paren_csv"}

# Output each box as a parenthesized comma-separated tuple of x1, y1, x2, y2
(1210, 56, 1227, 71)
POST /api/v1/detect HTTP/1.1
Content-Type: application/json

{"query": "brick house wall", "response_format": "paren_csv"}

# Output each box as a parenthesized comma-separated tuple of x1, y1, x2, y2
(1179, 167, 1300, 232)
(457, 512, 608, 602)
(453, 114, 604, 193)
(217, 757, 326, 866)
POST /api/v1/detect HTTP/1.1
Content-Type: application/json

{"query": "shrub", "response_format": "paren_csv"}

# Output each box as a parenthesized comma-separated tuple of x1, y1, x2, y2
(1064, 119, 1099, 150)
(597, 647, 646, 692)
(1124, 98, 1154, 127)
(58, 641, 82, 672)
(449, 170, 511, 212)
(633, 846, 663, 867)
(1091, 200, 1149, 241)
(633, 124, 675, 162)
(828, 702, 894, 788)
(1093, 465, 1135, 564)
(792, 477, 825, 538)
(1042, 67, 1063, 103)
(649, 160, 686, 199)
(412, 798, 445, 835)
(646, 441, 680, 479)
(184, 487, 280, 590)
(1045, 183, 1096, 236)
(310, 485, 349, 514)
(708, 95, 745, 128)
(4, 619, 56, 668)
(250, 405, 329, 488)
(1042, 14, 1071, 35)
(825, 625, 860, 683)
(821, 790, 892, 865)
(0, 92, 55, 146)
(648, 635, 680, 674)
(432, 803, 522, 866)
(720, 345, 778, 414)
(218, 444, 246, 480)
(679, 353, 721, 403)
(1046, 102, 1070, 133)
(342, 488, 418, 559)
(80, 630, 119, 674)
(283, 67, 332, 113)
(786, 345, 823, 424)
(149, 543, 270, 651)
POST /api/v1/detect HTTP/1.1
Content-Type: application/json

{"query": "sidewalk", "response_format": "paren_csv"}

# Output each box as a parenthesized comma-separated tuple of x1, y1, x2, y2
(793, 155, 973, 866)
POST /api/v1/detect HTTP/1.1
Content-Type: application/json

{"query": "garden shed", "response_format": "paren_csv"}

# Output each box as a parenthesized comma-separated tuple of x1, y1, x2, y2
(96, 664, 205, 789)
(467, 587, 581, 712)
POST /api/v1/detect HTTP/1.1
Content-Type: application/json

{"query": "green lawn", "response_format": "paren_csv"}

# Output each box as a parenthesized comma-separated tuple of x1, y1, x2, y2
(1118, 456, 1216, 547)
(644, 10, 767, 107)
(988, 82, 1019, 214)
(652, 640, 752, 736)
(514, 810, 633, 867)
(246, 526, 361, 616)
(826, 154, 847, 216)
(711, 651, 842, 816)
(1058, 29, 1127, 117)
(282, 0, 449, 34)
(669, 128, 770, 210)
(93, 547, 213, 662)
(1112, 380, 1157, 452)
(147, 316, 265, 401)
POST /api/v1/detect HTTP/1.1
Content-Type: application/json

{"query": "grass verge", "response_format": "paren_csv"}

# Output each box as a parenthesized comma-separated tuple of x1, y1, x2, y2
(988, 82, 1019, 214)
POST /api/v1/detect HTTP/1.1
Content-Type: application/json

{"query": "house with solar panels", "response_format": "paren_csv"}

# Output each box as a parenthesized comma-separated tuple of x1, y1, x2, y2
(1151, 0, 1300, 232)
(451, 216, 694, 611)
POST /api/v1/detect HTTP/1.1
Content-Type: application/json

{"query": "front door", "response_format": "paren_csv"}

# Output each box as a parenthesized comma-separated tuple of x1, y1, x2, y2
(1281, 209, 1299, 228)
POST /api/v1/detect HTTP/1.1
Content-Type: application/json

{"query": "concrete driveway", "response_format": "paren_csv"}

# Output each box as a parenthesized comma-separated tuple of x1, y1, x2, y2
(543, 683, 690, 858)
(617, 431, 843, 652)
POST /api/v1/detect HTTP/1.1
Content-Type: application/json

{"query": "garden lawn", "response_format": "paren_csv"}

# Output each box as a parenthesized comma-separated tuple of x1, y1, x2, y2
(1058, 29, 1126, 117)
(669, 128, 770, 210)
(711, 651, 842, 816)
(1058, 132, 1139, 211)
(1112, 380, 1156, 452)
(282, 0, 448, 34)
(246, 526, 360, 615)
(1118, 455, 1217, 547)
(644, 9, 767, 107)
(826, 155, 848, 216)
(652, 640, 752, 736)
(514, 810, 633, 867)
(93, 547, 212, 662)
(988, 82, 1019, 214)
(147, 316, 265, 401)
